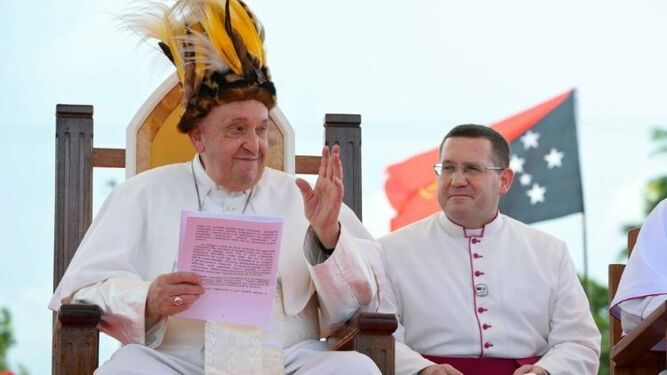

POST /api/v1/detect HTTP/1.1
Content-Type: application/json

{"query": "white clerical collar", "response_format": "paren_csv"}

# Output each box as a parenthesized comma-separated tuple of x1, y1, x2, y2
(191, 154, 250, 199)
(437, 211, 504, 239)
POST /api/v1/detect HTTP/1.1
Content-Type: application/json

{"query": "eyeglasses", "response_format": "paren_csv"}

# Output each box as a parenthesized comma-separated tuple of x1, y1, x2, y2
(434, 163, 504, 178)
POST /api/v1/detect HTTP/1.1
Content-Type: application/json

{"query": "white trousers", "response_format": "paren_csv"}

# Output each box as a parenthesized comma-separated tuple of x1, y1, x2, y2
(95, 340, 381, 375)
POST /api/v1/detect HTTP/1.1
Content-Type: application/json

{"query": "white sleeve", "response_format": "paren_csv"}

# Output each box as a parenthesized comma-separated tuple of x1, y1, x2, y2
(49, 180, 169, 347)
(535, 247, 601, 375)
(378, 248, 435, 375)
(619, 295, 667, 334)
(305, 221, 382, 332)
(72, 278, 167, 347)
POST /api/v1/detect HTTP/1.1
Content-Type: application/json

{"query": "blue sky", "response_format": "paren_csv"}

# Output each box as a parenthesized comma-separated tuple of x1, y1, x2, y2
(2, 0, 667, 372)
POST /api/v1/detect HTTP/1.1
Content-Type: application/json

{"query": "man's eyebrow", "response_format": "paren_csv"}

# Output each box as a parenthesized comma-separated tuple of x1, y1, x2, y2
(226, 117, 247, 123)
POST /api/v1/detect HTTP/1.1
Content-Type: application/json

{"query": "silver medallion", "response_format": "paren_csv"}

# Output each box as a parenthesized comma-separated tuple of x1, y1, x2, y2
(475, 283, 489, 297)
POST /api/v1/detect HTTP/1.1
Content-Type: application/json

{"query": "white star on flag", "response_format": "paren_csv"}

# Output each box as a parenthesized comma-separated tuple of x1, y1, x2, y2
(509, 154, 525, 173)
(526, 183, 546, 205)
(520, 130, 540, 150)
(520, 173, 532, 186)
(544, 148, 564, 169)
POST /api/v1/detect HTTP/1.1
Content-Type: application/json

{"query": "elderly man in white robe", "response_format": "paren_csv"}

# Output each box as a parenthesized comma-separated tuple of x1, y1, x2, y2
(381, 124, 600, 375)
(49, 1, 383, 374)
(610, 198, 667, 357)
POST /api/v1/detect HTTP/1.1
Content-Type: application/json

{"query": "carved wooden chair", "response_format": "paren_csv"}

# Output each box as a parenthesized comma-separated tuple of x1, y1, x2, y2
(608, 228, 667, 374)
(52, 74, 397, 374)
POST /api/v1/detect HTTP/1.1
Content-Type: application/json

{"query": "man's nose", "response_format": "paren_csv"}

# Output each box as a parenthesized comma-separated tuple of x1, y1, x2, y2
(242, 131, 260, 153)
(450, 169, 468, 186)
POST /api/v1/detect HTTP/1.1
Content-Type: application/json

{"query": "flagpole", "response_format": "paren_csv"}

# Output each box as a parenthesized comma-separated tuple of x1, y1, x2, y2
(571, 89, 590, 299)
(582, 210, 590, 299)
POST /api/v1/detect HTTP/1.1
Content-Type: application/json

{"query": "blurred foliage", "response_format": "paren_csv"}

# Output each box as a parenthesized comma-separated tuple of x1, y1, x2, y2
(637, 127, 667, 214)
(0, 308, 15, 372)
(0, 309, 28, 375)
(582, 276, 610, 375)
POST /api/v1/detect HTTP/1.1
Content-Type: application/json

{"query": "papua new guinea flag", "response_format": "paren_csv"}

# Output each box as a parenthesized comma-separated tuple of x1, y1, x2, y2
(384, 90, 583, 230)
(496, 90, 583, 223)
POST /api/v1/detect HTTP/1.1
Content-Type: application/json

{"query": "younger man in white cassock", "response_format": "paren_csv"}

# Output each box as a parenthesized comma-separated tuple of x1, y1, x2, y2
(49, 1, 383, 374)
(610, 198, 667, 353)
(383, 124, 600, 375)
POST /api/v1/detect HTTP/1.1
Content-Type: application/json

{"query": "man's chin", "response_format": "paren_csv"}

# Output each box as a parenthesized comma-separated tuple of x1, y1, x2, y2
(225, 168, 262, 191)
(242, 168, 265, 188)
(445, 203, 474, 217)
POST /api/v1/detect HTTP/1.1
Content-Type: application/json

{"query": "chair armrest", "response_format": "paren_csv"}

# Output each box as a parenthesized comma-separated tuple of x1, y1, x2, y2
(59, 303, 103, 326)
(330, 312, 398, 375)
(53, 303, 102, 375)
(611, 300, 667, 365)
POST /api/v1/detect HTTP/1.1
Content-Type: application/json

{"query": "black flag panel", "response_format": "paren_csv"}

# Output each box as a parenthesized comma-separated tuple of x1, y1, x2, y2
(498, 92, 584, 223)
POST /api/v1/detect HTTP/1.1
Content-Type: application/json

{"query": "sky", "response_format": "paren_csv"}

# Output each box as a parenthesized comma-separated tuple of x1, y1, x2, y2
(2, 0, 667, 373)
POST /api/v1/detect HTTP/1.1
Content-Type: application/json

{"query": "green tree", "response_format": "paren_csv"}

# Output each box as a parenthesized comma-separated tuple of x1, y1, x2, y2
(0, 308, 29, 375)
(0, 308, 15, 372)
(581, 277, 610, 375)
(644, 128, 667, 210)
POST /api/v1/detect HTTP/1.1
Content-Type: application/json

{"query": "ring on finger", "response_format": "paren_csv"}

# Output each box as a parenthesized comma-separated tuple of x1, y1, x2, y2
(172, 295, 184, 306)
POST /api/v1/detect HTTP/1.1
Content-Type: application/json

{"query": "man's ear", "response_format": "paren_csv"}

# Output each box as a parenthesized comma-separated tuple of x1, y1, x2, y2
(498, 168, 515, 196)
(188, 126, 204, 153)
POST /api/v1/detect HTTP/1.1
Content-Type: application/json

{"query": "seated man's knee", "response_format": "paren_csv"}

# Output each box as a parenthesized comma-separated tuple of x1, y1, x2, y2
(95, 345, 138, 374)
(95, 344, 180, 375)
(333, 351, 381, 375)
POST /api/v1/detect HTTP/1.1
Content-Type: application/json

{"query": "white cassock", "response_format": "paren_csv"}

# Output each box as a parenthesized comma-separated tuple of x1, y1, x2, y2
(380, 212, 600, 375)
(610, 198, 667, 351)
(49, 155, 383, 374)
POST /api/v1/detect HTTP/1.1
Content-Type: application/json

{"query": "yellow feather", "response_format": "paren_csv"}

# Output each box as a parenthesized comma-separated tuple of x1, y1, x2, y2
(129, 0, 269, 86)
(128, 4, 186, 81)
(228, 0, 265, 65)
(190, 23, 206, 90)
(200, 2, 242, 74)
(167, 35, 186, 82)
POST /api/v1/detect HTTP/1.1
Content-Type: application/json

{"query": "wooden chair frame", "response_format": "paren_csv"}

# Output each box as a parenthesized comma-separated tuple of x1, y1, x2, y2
(52, 104, 396, 374)
(608, 228, 667, 374)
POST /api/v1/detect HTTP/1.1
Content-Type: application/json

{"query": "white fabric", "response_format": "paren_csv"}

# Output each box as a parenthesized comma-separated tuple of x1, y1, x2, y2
(96, 339, 381, 375)
(284, 340, 381, 375)
(95, 344, 203, 375)
(380, 212, 600, 375)
(610, 199, 667, 320)
(50, 155, 383, 373)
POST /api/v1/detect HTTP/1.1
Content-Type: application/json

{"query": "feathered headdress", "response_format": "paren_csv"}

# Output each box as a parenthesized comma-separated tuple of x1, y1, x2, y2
(127, 0, 276, 133)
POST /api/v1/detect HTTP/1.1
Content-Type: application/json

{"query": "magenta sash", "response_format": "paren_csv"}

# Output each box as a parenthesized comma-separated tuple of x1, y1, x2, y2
(422, 355, 541, 374)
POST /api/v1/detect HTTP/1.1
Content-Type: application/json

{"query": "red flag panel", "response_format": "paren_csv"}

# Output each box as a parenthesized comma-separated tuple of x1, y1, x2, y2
(385, 148, 439, 213)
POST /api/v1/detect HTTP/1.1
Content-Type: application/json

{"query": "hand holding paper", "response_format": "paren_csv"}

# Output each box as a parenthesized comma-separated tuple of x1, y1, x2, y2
(175, 211, 284, 326)
(145, 271, 204, 325)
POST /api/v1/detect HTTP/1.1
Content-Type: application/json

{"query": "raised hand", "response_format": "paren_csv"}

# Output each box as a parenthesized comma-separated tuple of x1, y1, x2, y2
(295, 145, 344, 248)
(145, 271, 205, 327)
